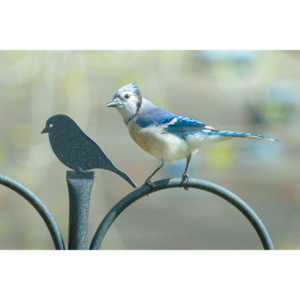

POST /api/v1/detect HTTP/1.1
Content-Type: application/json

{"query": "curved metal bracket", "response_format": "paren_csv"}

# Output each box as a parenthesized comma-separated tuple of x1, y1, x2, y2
(0, 173, 65, 249)
(90, 177, 274, 250)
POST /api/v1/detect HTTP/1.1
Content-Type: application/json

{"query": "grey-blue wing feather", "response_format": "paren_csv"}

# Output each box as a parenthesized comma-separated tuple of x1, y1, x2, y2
(166, 116, 207, 137)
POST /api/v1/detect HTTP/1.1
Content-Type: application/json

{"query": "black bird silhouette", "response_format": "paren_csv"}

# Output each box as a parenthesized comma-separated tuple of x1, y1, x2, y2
(42, 114, 136, 188)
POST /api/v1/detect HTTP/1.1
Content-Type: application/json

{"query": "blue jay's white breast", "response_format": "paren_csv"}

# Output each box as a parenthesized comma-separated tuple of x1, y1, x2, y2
(128, 122, 225, 162)
(128, 122, 190, 162)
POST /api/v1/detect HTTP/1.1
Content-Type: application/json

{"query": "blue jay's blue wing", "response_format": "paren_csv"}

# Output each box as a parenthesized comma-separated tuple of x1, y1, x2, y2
(165, 116, 215, 139)
(135, 107, 177, 128)
(166, 116, 207, 133)
(135, 106, 212, 137)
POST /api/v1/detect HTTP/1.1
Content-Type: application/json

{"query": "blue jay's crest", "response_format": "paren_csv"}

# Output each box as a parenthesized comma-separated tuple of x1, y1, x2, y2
(126, 82, 138, 91)
(113, 82, 141, 99)
(128, 82, 138, 90)
(120, 82, 140, 95)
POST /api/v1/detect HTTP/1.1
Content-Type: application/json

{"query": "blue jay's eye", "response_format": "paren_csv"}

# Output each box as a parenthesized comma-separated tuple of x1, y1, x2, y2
(124, 93, 130, 99)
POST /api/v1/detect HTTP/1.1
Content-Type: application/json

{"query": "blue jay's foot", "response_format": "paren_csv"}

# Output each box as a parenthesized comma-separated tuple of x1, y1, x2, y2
(145, 179, 155, 189)
(181, 173, 189, 190)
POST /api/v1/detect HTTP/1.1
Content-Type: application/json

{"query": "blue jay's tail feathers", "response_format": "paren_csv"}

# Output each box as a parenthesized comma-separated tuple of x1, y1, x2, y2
(216, 130, 277, 142)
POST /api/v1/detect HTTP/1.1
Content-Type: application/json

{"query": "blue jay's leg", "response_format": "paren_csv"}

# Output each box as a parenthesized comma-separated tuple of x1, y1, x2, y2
(145, 159, 164, 188)
(181, 153, 192, 190)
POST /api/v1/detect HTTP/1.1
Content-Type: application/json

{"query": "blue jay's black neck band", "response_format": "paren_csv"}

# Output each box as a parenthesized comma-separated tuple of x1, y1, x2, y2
(127, 96, 142, 124)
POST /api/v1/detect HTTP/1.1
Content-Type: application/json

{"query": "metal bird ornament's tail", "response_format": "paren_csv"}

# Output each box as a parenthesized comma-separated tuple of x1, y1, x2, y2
(215, 130, 278, 142)
(110, 167, 137, 188)
(98, 154, 136, 188)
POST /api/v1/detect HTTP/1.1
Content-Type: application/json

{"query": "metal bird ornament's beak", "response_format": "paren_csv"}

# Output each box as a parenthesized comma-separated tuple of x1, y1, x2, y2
(106, 97, 122, 108)
(41, 127, 48, 134)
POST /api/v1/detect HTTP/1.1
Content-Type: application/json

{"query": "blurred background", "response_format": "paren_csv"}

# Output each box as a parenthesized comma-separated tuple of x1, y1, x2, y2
(0, 50, 298, 249)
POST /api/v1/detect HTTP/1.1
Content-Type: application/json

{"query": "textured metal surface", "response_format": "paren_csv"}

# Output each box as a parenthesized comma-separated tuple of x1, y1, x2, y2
(0, 173, 65, 249)
(42, 114, 136, 188)
(90, 177, 274, 250)
(67, 171, 94, 249)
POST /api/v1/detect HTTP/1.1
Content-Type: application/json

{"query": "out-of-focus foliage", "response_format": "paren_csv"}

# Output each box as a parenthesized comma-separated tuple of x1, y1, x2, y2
(0, 51, 299, 249)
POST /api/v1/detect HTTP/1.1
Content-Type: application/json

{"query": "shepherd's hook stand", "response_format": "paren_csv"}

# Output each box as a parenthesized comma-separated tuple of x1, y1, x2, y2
(0, 173, 274, 250)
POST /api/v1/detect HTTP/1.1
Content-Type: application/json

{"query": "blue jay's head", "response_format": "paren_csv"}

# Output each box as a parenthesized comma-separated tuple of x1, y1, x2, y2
(106, 82, 143, 123)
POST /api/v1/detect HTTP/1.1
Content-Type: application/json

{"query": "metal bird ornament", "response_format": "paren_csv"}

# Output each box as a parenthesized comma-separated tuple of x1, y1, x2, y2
(42, 114, 136, 188)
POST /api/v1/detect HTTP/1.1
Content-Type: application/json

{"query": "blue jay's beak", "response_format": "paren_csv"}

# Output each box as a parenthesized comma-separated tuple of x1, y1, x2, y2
(106, 97, 122, 108)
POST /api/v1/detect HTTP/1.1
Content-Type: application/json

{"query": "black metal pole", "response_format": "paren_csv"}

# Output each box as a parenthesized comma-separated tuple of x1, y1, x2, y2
(67, 171, 94, 250)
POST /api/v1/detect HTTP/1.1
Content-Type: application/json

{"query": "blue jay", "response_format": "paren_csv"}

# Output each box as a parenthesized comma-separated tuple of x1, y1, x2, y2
(106, 82, 276, 188)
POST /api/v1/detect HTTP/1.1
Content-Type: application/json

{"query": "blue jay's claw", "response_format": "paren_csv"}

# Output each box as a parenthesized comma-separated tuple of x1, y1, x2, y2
(181, 173, 189, 190)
